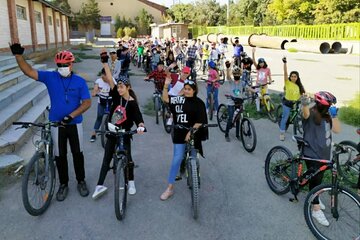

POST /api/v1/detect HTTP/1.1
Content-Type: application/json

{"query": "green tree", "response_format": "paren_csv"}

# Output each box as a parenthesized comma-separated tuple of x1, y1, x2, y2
(313, 0, 360, 23)
(130, 27, 137, 37)
(134, 9, 154, 35)
(123, 27, 132, 37)
(192, 0, 226, 26)
(46, 0, 71, 14)
(166, 4, 194, 23)
(74, 0, 101, 31)
(116, 28, 124, 38)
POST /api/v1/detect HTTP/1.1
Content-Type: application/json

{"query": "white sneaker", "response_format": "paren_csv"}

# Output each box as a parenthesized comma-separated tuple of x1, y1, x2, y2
(128, 181, 136, 195)
(214, 111, 217, 116)
(319, 198, 325, 210)
(312, 209, 329, 226)
(92, 185, 107, 199)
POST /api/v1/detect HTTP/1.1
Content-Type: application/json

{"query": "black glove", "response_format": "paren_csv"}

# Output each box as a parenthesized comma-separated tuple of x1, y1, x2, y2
(61, 115, 73, 124)
(282, 57, 287, 63)
(9, 43, 25, 55)
(100, 52, 109, 63)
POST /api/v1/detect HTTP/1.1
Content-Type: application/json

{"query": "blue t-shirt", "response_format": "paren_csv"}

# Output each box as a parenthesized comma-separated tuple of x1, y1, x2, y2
(233, 45, 243, 57)
(38, 71, 90, 124)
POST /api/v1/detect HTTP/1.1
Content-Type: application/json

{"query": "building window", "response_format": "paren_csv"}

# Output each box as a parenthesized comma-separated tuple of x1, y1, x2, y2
(35, 11, 42, 23)
(48, 16, 53, 25)
(16, 5, 27, 20)
(56, 19, 60, 27)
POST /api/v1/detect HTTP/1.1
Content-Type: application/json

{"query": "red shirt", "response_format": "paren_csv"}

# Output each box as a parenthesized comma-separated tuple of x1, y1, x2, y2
(147, 70, 167, 91)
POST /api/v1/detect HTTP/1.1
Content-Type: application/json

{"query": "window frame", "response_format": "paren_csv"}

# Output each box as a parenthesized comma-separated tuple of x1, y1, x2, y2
(35, 11, 42, 24)
(16, 5, 27, 20)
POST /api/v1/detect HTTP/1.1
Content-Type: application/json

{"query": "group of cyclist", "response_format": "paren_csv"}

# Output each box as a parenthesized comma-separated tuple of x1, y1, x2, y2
(9, 34, 357, 227)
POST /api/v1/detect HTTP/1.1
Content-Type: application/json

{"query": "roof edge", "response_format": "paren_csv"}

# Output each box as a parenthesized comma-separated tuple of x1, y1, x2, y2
(36, 0, 71, 16)
(137, 0, 168, 14)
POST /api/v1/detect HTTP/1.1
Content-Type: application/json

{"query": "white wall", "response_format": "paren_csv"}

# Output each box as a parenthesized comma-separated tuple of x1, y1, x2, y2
(0, 0, 11, 48)
(48, 8, 55, 43)
(55, 12, 61, 43)
(34, 2, 45, 45)
(15, 0, 32, 45)
(62, 15, 68, 42)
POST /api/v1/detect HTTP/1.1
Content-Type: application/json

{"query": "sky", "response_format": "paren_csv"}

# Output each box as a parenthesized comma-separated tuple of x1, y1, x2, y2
(150, 0, 229, 8)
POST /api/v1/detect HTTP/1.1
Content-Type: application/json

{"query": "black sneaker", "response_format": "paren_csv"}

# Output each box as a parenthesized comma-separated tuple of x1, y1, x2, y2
(90, 135, 96, 142)
(56, 184, 69, 201)
(225, 134, 230, 142)
(77, 181, 89, 197)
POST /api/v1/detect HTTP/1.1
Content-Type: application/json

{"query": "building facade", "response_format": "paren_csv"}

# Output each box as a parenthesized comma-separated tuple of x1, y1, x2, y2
(68, 0, 167, 37)
(0, 0, 70, 53)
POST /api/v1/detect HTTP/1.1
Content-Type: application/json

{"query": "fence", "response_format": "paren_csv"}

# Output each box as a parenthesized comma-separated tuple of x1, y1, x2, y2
(189, 23, 360, 40)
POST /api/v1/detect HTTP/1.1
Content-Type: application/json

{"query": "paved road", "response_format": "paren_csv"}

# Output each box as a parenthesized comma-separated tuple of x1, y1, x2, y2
(0, 48, 358, 240)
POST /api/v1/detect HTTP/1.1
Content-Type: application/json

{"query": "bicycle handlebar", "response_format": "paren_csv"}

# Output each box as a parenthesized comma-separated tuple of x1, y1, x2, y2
(13, 121, 62, 129)
(251, 80, 275, 89)
(174, 123, 218, 132)
(96, 128, 147, 136)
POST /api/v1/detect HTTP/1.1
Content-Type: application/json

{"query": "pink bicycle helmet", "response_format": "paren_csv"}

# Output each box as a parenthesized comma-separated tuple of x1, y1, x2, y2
(314, 91, 337, 106)
(54, 51, 75, 64)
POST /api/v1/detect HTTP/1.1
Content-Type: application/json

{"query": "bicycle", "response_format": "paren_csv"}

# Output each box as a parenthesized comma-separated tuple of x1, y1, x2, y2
(249, 81, 277, 122)
(276, 97, 303, 135)
(175, 123, 218, 219)
(217, 94, 257, 152)
(338, 129, 360, 189)
(265, 136, 360, 240)
(96, 94, 112, 149)
(13, 121, 61, 216)
(145, 79, 172, 133)
(97, 123, 145, 221)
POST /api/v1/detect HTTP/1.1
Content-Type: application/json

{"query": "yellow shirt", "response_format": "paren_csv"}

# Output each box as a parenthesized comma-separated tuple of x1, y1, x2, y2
(202, 48, 210, 60)
(285, 80, 301, 101)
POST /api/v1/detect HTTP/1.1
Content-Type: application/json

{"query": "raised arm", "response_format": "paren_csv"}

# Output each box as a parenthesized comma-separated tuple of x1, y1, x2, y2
(252, 47, 258, 69)
(10, 43, 38, 80)
(282, 57, 288, 83)
(162, 71, 172, 103)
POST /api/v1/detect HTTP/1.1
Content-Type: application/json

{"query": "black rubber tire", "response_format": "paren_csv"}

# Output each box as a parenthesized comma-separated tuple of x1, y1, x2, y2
(264, 146, 293, 195)
(114, 157, 127, 221)
(22, 151, 56, 216)
(276, 105, 289, 131)
(240, 118, 257, 153)
(338, 141, 359, 188)
(154, 97, 160, 125)
(162, 105, 172, 134)
(190, 158, 199, 219)
(101, 115, 108, 149)
(304, 184, 360, 240)
(293, 112, 303, 135)
(265, 98, 277, 123)
(208, 92, 214, 121)
(216, 104, 228, 133)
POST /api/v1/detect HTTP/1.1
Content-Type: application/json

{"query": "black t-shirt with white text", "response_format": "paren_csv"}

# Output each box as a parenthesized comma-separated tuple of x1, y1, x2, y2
(169, 96, 207, 144)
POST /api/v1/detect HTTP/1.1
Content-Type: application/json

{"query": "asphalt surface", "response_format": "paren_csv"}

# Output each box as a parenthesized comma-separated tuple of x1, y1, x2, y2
(0, 47, 359, 240)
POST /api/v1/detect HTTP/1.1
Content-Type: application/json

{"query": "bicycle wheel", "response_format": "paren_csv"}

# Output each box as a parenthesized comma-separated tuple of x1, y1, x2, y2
(216, 104, 228, 133)
(293, 111, 303, 135)
(154, 97, 160, 125)
(276, 105, 289, 130)
(338, 141, 360, 188)
(162, 105, 172, 134)
(240, 117, 257, 152)
(101, 115, 109, 149)
(304, 184, 360, 240)
(22, 151, 56, 216)
(264, 97, 277, 123)
(190, 158, 199, 219)
(208, 92, 214, 121)
(264, 146, 293, 195)
(114, 156, 127, 221)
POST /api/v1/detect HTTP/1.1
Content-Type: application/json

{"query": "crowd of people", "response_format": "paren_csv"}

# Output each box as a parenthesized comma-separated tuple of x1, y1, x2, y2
(9, 34, 358, 228)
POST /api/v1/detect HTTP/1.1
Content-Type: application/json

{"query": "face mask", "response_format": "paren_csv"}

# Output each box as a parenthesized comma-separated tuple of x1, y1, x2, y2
(58, 67, 71, 77)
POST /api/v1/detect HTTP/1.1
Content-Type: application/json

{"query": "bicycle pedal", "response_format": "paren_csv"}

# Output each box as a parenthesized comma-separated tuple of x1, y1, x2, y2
(175, 176, 182, 181)
(289, 198, 299, 203)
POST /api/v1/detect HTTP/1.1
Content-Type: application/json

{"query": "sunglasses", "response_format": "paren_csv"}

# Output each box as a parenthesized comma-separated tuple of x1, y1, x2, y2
(57, 63, 70, 68)
(184, 79, 195, 85)
(110, 52, 116, 54)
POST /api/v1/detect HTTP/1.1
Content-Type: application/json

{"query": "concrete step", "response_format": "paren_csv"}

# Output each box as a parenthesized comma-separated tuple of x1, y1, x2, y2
(0, 95, 49, 154)
(0, 56, 16, 68)
(0, 83, 47, 135)
(0, 64, 47, 92)
(0, 154, 24, 170)
(0, 62, 20, 78)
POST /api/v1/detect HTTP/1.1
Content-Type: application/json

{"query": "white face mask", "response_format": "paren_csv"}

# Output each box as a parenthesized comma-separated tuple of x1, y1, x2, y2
(58, 67, 71, 77)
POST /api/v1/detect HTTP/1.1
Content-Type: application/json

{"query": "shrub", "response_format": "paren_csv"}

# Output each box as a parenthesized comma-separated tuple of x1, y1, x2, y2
(339, 93, 360, 127)
(116, 28, 124, 38)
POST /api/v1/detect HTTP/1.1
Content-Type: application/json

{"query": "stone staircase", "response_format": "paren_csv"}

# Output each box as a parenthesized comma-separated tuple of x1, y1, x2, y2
(0, 56, 51, 168)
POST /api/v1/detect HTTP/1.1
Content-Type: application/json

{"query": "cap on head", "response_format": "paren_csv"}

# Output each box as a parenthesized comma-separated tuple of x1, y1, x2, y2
(117, 74, 130, 85)
(182, 66, 191, 74)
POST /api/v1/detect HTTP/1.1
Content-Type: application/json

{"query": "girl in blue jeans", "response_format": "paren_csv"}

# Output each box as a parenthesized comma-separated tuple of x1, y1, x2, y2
(160, 71, 207, 201)
(279, 57, 305, 141)
(206, 61, 220, 116)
